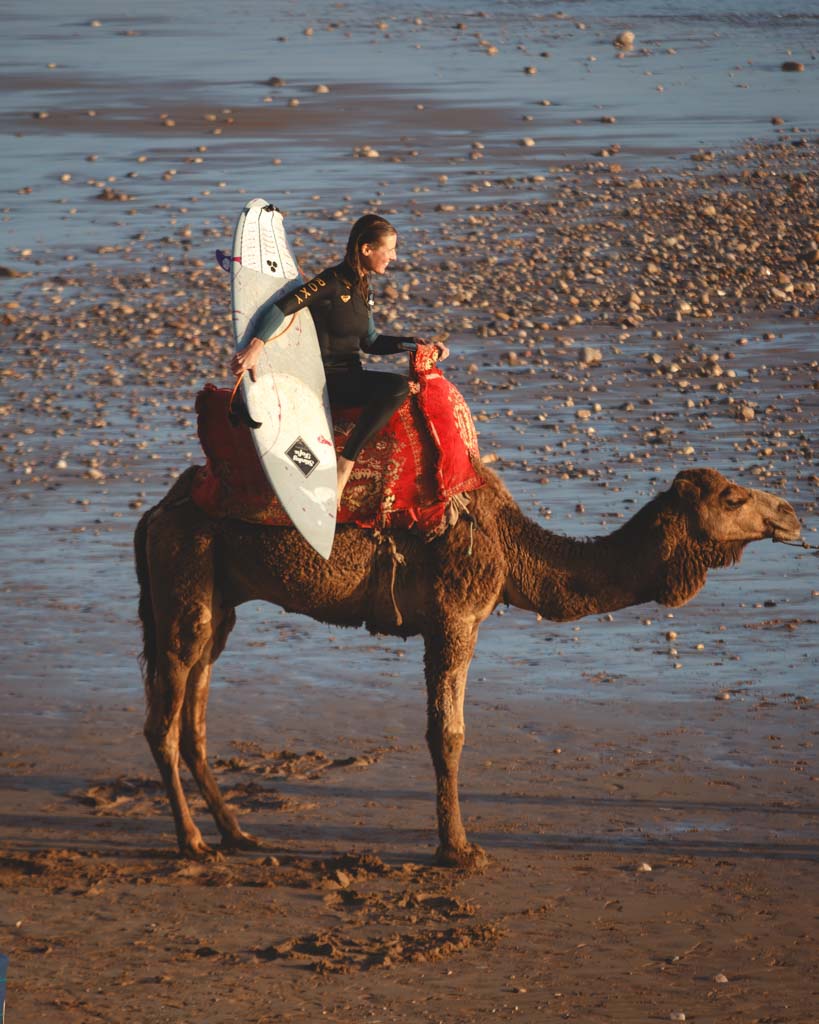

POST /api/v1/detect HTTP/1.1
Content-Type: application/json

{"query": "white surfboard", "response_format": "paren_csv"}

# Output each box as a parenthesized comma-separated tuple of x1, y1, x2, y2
(229, 198, 336, 559)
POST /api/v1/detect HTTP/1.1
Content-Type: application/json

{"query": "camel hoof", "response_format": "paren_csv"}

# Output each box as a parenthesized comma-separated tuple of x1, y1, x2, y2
(220, 830, 264, 853)
(434, 842, 489, 872)
(179, 839, 220, 861)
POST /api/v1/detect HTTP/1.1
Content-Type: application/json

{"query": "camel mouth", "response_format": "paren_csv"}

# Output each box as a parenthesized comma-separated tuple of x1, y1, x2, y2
(769, 522, 802, 543)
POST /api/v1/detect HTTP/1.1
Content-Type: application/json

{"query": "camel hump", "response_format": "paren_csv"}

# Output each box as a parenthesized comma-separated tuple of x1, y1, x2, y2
(155, 465, 201, 510)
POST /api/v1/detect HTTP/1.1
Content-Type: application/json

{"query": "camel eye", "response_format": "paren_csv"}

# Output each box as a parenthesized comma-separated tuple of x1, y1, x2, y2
(722, 489, 747, 511)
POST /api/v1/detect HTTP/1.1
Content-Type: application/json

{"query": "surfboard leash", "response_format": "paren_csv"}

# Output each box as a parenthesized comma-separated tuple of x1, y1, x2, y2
(228, 314, 297, 429)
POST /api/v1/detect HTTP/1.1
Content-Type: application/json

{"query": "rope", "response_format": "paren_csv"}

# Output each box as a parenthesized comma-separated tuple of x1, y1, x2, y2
(447, 493, 475, 556)
(773, 536, 819, 551)
(375, 532, 406, 627)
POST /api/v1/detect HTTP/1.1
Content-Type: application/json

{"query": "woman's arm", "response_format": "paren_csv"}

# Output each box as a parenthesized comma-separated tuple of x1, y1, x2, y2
(361, 312, 417, 355)
(361, 313, 450, 360)
(231, 271, 337, 378)
(254, 270, 335, 341)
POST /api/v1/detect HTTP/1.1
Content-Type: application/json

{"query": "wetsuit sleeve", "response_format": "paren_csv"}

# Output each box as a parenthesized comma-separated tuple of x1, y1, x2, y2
(252, 301, 286, 343)
(252, 271, 337, 343)
(361, 312, 417, 355)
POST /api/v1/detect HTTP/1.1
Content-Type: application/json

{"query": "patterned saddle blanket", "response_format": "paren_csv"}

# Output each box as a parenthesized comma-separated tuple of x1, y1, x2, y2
(190, 347, 484, 536)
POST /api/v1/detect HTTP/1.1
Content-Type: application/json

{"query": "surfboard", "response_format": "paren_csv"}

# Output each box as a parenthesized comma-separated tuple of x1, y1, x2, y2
(227, 198, 336, 559)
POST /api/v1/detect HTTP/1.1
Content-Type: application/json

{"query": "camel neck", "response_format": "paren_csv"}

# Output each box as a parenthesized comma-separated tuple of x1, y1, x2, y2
(498, 503, 670, 622)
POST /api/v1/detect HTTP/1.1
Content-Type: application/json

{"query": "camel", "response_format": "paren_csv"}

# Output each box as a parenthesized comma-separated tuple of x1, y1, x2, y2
(135, 465, 800, 868)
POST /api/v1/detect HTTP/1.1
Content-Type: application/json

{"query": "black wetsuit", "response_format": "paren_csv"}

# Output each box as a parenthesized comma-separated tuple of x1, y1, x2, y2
(254, 262, 415, 461)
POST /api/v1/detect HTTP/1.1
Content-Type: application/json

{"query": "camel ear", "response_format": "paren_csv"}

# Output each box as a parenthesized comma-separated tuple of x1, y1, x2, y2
(671, 475, 700, 506)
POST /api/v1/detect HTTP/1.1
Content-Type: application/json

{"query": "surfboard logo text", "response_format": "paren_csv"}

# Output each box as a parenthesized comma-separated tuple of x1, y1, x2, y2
(285, 437, 320, 477)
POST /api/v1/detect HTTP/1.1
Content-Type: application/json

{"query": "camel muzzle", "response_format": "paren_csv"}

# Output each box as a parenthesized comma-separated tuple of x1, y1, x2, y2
(768, 507, 802, 543)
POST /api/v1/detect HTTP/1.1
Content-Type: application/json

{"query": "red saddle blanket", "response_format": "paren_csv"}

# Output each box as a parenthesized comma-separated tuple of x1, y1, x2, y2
(190, 347, 484, 534)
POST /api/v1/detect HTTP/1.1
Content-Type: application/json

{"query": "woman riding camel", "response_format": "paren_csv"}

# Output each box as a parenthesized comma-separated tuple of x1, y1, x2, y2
(230, 213, 448, 501)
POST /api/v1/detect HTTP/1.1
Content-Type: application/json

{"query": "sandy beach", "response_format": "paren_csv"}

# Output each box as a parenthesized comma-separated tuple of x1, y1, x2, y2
(1, 3, 818, 1021)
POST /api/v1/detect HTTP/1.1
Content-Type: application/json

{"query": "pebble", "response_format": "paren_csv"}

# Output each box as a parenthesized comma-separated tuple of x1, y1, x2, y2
(579, 346, 602, 366)
(614, 30, 635, 49)
(2, 132, 816, 572)
(637, 862, 652, 873)
(781, 61, 804, 72)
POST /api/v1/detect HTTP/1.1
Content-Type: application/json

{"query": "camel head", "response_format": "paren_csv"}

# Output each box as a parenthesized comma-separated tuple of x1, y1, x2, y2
(627, 468, 804, 609)
(669, 468, 801, 548)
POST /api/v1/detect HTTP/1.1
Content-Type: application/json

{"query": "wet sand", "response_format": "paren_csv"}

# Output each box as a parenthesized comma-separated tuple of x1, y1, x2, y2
(1, 684, 817, 1022)
(1, 5, 818, 1020)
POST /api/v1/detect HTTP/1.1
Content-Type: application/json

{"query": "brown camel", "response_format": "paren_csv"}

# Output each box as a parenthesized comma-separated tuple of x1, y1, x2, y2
(134, 465, 800, 868)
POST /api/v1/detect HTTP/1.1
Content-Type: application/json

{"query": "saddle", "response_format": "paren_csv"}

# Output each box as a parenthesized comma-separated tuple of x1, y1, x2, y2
(190, 346, 484, 537)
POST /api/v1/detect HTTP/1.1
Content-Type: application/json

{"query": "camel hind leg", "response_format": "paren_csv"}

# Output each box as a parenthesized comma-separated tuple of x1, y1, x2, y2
(144, 625, 214, 858)
(140, 501, 231, 858)
(177, 607, 262, 851)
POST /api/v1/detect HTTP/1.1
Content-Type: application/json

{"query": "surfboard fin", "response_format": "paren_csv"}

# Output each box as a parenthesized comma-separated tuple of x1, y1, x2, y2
(215, 249, 233, 272)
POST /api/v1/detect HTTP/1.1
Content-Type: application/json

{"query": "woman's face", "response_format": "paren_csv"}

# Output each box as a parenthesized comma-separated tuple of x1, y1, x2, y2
(359, 232, 397, 275)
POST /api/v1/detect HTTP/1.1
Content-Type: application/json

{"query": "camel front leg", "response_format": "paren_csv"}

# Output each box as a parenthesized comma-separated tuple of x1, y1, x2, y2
(424, 620, 488, 871)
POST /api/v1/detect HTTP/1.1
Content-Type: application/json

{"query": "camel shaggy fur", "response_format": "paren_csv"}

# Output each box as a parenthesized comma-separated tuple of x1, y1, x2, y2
(135, 466, 799, 868)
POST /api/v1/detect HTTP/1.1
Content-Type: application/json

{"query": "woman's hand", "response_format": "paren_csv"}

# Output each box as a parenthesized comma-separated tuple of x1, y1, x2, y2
(415, 338, 450, 361)
(231, 337, 264, 379)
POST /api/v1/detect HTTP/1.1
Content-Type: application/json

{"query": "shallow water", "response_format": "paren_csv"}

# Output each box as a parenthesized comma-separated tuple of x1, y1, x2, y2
(0, 2, 816, 719)
(2, 0, 817, 260)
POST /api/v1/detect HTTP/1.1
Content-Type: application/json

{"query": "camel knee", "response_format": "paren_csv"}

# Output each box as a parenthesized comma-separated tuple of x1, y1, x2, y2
(151, 606, 215, 672)
(173, 606, 216, 663)
(426, 725, 465, 766)
(179, 732, 207, 769)
(144, 717, 181, 763)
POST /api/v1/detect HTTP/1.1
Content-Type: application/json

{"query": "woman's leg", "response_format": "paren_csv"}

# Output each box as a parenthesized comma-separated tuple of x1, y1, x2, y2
(327, 368, 409, 500)
(327, 369, 409, 460)
(336, 454, 356, 499)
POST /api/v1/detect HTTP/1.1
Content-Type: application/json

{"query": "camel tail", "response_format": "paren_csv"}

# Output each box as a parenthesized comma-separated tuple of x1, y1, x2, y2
(134, 505, 157, 695)
(134, 466, 201, 704)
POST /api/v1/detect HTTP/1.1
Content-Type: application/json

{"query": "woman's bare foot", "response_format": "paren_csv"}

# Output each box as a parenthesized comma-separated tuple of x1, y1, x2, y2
(336, 456, 355, 507)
